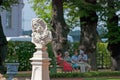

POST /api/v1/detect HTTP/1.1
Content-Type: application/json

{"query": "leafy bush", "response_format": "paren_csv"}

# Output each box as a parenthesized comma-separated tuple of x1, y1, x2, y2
(7, 41, 35, 71)
(50, 71, 120, 78)
(68, 42, 80, 56)
(7, 41, 54, 71)
(97, 42, 111, 69)
(6, 41, 111, 71)
(68, 42, 111, 69)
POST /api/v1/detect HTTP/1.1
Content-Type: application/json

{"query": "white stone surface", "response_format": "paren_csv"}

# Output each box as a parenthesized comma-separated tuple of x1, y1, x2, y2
(6, 36, 31, 41)
(30, 51, 51, 80)
(31, 18, 52, 48)
(30, 18, 52, 80)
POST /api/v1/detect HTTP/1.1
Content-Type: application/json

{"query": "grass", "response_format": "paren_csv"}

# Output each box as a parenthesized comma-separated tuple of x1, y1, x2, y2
(85, 77, 120, 80)
(50, 71, 120, 78)
(5, 70, 120, 80)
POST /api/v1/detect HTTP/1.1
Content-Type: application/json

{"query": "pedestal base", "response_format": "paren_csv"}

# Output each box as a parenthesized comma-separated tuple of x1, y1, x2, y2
(30, 51, 50, 80)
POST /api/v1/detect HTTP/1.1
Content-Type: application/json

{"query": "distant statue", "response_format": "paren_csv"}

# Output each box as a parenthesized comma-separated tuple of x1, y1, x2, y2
(31, 18, 52, 49)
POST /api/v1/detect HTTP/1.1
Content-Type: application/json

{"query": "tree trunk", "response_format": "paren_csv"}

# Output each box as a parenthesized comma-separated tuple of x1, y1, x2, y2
(107, 13, 120, 71)
(0, 15, 8, 73)
(80, 0, 98, 70)
(51, 0, 69, 57)
(108, 42, 120, 71)
(107, 1, 120, 70)
(0, 0, 3, 5)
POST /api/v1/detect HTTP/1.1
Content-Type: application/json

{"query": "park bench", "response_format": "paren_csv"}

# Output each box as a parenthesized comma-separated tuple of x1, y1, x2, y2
(49, 58, 63, 73)
(49, 57, 90, 73)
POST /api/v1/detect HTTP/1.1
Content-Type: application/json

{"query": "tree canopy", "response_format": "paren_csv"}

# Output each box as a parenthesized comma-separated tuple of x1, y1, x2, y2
(30, 0, 120, 70)
(0, 0, 18, 9)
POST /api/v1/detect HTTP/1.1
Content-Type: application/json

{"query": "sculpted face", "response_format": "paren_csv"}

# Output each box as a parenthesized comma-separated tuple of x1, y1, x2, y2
(31, 18, 52, 48)
(32, 18, 47, 34)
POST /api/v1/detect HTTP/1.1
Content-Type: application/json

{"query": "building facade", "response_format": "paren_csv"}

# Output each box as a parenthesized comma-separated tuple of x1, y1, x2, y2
(1, 0, 24, 37)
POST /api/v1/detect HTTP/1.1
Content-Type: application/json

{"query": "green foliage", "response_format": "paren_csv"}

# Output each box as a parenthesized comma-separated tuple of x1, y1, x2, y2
(7, 41, 35, 71)
(97, 42, 111, 69)
(107, 24, 120, 44)
(50, 71, 120, 78)
(47, 43, 55, 65)
(97, 23, 108, 38)
(29, 0, 52, 26)
(68, 42, 111, 69)
(1, 0, 18, 10)
(65, 0, 100, 17)
(7, 41, 111, 71)
(97, 0, 120, 21)
(98, 0, 120, 44)
(64, 1, 81, 29)
(64, 5, 80, 29)
(67, 42, 80, 56)
(14, 71, 120, 79)
(7, 41, 54, 71)
(64, 0, 101, 29)
(6, 42, 19, 63)
(29, 0, 120, 45)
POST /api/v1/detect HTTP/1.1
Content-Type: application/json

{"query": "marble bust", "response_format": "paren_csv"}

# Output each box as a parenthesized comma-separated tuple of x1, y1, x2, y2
(31, 18, 52, 49)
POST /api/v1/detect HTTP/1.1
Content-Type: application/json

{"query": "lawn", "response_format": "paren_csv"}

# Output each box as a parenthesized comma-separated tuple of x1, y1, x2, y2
(85, 77, 120, 80)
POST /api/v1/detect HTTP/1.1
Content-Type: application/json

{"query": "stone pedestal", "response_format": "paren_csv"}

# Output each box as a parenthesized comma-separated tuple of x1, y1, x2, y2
(30, 49, 50, 80)
(6, 63, 19, 80)
(31, 18, 52, 80)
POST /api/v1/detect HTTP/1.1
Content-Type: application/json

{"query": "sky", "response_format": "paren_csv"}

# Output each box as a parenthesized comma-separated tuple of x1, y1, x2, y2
(22, 0, 37, 31)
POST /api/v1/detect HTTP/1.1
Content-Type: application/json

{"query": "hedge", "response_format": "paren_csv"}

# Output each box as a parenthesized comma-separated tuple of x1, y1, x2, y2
(6, 41, 111, 71)
(50, 71, 120, 78)
(7, 41, 35, 71)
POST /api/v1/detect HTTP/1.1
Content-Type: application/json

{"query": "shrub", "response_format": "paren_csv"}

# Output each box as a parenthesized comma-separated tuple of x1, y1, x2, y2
(50, 71, 120, 78)
(7, 41, 35, 71)
(6, 41, 111, 71)
(97, 42, 111, 69)
(7, 41, 54, 71)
